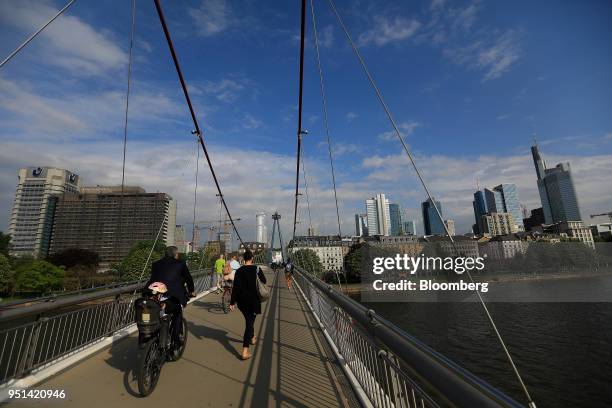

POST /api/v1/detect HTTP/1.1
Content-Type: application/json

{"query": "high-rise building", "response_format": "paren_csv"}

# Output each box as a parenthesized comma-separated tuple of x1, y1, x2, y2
(355, 214, 368, 237)
(444, 219, 455, 236)
(472, 190, 488, 234)
(256, 212, 267, 243)
(484, 184, 524, 232)
(532, 144, 582, 224)
(389, 203, 403, 236)
(481, 212, 515, 237)
(49, 186, 176, 268)
(175, 225, 189, 253)
(421, 198, 445, 236)
(403, 220, 416, 236)
(218, 231, 231, 254)
(9, 167, 81, 258)
(365, 194, 391, 236)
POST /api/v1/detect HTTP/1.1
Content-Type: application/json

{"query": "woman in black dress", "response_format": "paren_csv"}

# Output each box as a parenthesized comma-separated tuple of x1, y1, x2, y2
(229, 249, 267, 360)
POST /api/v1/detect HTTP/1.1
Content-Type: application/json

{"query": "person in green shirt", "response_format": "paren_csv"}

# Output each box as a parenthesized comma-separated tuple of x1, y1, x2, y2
(214, 254, 225, 291)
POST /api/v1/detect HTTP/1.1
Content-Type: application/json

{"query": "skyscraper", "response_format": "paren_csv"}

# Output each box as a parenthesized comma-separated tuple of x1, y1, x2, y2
(444, 219, 456, 236)
(354, 214, 368, 237)
(9, 167, 80, 258)
(256, 212, 266, 243)
(389, 203, 403, 236)
(472, 190, 488, 234)
(49, 186, 176, 267)
(532, 144, 582, 224)
(365, 194, 391, 236)
(403, 220, 416, 236)
(484, 184, 524, 232)
(421, 198, 445, 236)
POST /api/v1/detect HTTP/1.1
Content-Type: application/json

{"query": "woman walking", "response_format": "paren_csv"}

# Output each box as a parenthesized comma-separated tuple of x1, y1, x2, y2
(229, 249, 267, 360)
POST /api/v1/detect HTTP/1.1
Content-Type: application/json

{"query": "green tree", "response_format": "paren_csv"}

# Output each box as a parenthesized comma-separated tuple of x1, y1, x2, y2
(14, 260, 65, 294)
(292, 248, 323, 277)
(344, 243, 366, 282)
(0, 232, 10, 256)
(49, 248, 100, 269)
(118, 241, 165, 282)
(0, 253, 14, 294)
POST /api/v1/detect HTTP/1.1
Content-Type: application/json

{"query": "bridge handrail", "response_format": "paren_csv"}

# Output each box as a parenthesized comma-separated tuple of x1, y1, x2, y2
(0, 270, 212, 384)
(0, 271, 209, 322)
(293, 267, 525, 408)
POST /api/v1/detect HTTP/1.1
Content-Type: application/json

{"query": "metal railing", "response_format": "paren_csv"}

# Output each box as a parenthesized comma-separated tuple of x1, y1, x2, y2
(293, 267, 525, 408)
(0, 270, 212, 384)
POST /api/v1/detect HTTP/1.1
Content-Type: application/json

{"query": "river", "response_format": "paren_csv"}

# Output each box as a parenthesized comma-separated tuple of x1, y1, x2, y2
(357, 276, 612, 407)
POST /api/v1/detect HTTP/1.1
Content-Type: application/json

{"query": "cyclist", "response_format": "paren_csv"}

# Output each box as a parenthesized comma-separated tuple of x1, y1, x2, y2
(146, 246, 195, 349)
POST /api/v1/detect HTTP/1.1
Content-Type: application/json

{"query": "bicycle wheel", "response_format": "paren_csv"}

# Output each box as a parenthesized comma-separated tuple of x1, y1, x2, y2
(168, 317, 188, 361)
(222, 288, 231, 314)
(137, 339, 161, 397)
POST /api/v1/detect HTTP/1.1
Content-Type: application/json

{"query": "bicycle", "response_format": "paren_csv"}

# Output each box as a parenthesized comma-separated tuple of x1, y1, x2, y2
(221, 280, 233, 314)
(134, 295, 190, 397)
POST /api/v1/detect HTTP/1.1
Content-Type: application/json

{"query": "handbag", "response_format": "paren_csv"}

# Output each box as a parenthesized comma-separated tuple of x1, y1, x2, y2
(255, 267, 270, 302)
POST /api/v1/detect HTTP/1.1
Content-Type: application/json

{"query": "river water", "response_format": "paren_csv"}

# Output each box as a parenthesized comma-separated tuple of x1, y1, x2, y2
(358, 277, 612, 407)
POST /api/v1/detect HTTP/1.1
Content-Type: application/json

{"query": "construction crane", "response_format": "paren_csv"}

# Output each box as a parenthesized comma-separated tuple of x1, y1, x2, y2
(590, 212, 612, 223)
(193, 217, 242, 252)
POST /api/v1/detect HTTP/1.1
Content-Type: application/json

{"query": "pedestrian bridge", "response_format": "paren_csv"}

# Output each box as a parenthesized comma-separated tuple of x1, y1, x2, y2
(0, 267, 524, 408)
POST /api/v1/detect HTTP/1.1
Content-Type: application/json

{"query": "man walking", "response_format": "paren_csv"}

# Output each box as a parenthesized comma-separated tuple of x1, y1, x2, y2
(214, 253, 225, 292)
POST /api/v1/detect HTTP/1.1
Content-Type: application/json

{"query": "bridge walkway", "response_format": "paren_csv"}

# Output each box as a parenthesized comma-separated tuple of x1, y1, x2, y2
(7, 268, 357, 407)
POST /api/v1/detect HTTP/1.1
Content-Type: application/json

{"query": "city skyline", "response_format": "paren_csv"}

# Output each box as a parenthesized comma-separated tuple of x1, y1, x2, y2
(0, 0, 610, 239)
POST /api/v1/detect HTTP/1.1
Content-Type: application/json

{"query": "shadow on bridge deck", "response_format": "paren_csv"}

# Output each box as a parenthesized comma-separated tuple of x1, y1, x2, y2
(8, 268, 358, 407)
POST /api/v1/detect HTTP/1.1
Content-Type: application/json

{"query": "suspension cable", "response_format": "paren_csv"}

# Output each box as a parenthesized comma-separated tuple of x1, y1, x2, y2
(0, 0, 77, 68)
(153, 0, 244, 246)
(301, 158, 313, 233)
(118, 0, 137, 250)
(192, 137, 200, 247)
(309, 0, 343, 239)
(292, 0, 307, 241)
(326, 1, 535, 406)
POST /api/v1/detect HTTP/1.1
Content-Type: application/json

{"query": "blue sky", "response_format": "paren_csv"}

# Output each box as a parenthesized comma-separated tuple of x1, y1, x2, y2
(0, 0, 611, 240)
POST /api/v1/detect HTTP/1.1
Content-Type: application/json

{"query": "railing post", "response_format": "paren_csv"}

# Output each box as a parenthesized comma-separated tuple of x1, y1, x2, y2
(105, 294, 122, 336)
(17, 316, 45, 378)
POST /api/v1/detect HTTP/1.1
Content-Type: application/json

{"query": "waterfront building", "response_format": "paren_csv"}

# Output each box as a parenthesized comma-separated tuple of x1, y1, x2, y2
(479, 235, 528, 260)
(481, 212, 515, 237)
(9, 167, 80, 258)
(49, 186, 176, 268)
(531, 144, 582, 224)
(389, 203, 403, 236)
(472, 190, 488, 235)
(484, 184, 524, 232)
(523, 207, 546, 232)
(403, 220, 416, 236)
(288, 235, 345, 272)
(421, 198, 445, 236)
(420, 235, 480, 258)
(444, 219, 455, 236)
(546, 221, 595, 248)
(365, 194, 391, 236)
(355, 213, 368, 237)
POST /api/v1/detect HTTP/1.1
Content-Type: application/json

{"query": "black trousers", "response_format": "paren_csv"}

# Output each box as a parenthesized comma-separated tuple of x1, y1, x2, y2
(239, 308, 257, 347)
(164, 299, 183, 347)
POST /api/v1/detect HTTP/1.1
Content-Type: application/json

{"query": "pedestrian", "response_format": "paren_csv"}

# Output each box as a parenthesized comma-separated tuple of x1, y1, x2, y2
(229, 249, 267, 360)
(214, 253, 225, 292)
(284, 258, 294, 291)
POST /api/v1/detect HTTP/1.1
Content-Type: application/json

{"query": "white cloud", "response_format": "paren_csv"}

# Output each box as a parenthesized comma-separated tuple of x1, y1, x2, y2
(444, 30, 521, 82)
(242, 114, 262, 129)
(201, 78, 246, 103)
(346, 112, 358, 122)
(0, 0, 127, 76)
(358, 151, 612, 233)
(319, 25, 335, 48)
(358, 16, 421, 47)
(378, 121, 421, 141)
(449, 2, 479, 31)
(604, 133, 612, 141)
(189, 0, 232, 37)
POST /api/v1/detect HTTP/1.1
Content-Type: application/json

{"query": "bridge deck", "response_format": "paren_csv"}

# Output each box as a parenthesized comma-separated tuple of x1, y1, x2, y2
(8, 268, 357, 407)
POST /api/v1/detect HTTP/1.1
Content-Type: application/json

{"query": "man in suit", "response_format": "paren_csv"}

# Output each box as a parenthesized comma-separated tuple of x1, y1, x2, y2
(146, 246, 195, 348)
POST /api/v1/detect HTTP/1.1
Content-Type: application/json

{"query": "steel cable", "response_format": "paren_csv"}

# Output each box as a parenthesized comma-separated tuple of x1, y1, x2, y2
(326, 0, 535, 405)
